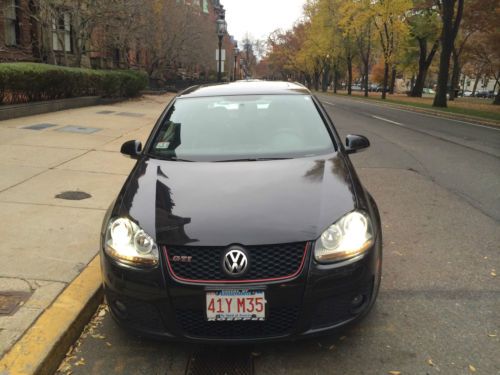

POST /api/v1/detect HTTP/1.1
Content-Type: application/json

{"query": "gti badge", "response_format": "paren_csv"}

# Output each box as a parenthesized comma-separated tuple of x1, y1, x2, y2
(172, 255, 192, 263)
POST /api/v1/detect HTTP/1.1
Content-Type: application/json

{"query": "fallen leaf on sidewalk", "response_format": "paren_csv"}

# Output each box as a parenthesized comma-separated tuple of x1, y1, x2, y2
(427, 358, 435, 366)
(487, 333, 497, 337)
(468, 364, 476, 372)
(339, 336, 347, 341)
(329, 345, 336, 350)
(388, 371, 401, 375)
(75, 358, 86, 366)
(491, 270, 496, 277)
(106, 342, 112, 347)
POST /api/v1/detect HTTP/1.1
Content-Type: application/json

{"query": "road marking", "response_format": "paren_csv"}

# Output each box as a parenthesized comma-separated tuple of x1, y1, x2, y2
(372, 115, 404, 126)
(322, 101, 336, 106)
(320, 95, 500, 131)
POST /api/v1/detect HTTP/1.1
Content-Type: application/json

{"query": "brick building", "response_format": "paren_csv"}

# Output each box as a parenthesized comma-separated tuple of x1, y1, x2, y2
(1, 0, 236, 82)
(0, 0, 38, 62)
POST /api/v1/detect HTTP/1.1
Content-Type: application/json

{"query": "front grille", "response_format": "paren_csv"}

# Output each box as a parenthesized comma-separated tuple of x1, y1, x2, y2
(164, 242, 308, 282)
(176, 306, 299, 339)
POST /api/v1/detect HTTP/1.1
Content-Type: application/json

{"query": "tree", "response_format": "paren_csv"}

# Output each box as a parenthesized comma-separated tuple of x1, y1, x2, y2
(339, 0, 371, 95)
(407, 0, 440, 97)
(372, 0, 412, 99)
(448, 0, 498, 100)
(432, 0, 464, 107)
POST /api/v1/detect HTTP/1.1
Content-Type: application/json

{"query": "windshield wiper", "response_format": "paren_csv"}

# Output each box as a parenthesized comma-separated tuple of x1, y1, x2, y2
(214, 157, 292, 162)
(154, 155, 194, 162)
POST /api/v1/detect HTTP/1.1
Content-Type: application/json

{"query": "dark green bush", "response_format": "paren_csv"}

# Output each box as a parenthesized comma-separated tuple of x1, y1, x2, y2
(0, 63, 148, 105)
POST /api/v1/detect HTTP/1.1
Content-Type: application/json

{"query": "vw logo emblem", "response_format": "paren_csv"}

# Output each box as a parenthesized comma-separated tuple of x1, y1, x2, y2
(223, 248, 248, 276)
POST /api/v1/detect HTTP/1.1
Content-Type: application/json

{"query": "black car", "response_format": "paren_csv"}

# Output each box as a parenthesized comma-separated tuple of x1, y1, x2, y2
(100, 81, 382, 343)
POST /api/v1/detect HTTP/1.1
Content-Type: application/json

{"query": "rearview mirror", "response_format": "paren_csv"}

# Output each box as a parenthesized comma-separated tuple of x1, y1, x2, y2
(345, 134, 370, 154)
(120, 140, 142, 159)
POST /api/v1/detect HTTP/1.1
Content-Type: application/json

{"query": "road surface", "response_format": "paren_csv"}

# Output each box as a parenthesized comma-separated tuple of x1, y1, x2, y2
(57, 94, 500, 375)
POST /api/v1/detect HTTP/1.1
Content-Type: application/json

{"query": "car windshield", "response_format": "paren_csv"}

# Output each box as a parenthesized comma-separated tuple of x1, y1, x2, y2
(149, 94, 335, 162)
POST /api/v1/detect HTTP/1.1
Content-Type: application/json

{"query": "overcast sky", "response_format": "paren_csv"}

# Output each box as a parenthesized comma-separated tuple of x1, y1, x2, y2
(222, 0, 306, 44)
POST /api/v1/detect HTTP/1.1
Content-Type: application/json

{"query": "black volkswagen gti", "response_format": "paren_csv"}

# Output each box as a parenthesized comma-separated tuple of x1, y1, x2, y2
(100, 81, 382, 343)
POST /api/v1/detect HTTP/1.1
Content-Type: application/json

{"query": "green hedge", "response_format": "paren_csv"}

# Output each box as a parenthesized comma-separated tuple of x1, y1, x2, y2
(0, 63, 148, 105)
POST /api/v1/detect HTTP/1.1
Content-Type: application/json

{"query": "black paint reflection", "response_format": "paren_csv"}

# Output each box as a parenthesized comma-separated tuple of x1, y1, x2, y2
(155, 169, 197, 245)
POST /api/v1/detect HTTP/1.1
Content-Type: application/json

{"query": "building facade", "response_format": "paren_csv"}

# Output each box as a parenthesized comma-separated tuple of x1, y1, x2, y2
(0, 0, 37, 62)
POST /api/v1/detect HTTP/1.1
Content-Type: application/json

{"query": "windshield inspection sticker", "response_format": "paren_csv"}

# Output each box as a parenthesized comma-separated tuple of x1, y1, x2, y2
(156, 142, 170, 149)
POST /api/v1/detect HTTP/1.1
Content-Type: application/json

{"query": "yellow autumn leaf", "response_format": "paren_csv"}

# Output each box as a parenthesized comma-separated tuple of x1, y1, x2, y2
(469, 364, 476, 372)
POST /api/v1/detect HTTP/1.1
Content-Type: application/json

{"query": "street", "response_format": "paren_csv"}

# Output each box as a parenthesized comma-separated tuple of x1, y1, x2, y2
(57, 94, 500, 375)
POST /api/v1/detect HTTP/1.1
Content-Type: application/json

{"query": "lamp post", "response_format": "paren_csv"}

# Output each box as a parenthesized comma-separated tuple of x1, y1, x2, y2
(216, 17, 227, 82)
(233, 46, 239, 82)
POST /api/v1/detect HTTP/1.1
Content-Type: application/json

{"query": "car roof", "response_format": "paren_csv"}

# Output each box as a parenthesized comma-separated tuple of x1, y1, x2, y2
(177, 80, 311, 98)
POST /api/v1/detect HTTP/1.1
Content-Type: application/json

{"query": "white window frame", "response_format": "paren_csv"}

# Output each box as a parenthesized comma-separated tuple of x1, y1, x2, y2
(52, 13, 71, 52)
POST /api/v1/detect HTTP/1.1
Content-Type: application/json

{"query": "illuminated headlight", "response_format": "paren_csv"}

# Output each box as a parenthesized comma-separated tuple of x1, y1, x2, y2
(105, 218, 159, 267)
(314, 210, 374, 263)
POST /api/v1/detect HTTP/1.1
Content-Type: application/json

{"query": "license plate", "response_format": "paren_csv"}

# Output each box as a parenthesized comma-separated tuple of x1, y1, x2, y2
(206, 290, 266, 321)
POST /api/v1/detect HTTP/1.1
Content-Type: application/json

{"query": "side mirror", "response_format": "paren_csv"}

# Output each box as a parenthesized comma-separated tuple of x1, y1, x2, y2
(345, 134, 370, 154)
(120, 140, 142, 159)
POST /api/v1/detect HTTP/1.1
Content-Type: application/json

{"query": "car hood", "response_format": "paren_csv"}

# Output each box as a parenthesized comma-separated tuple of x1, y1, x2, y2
(119, 154, 357, 246)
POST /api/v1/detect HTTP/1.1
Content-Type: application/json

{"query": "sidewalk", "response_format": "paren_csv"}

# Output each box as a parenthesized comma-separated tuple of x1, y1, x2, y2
(0, 94, 173, 358)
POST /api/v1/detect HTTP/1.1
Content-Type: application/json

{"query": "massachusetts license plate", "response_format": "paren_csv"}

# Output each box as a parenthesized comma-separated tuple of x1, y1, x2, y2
(206, 290, 266, 321)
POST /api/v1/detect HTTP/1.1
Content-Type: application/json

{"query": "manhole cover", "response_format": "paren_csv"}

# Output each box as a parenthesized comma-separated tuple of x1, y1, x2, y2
(0, 291, 32, 315)
(96, 110, 116, 114)
(56, 126, 101, 134)
(55, 191, 92, 200)
(185, 348, 254, 375)
(116, 112, 145, 118)
(22, 123, 57, 131)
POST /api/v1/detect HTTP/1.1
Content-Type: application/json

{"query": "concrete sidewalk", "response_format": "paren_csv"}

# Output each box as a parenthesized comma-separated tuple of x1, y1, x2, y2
(0, 94, 173, 358)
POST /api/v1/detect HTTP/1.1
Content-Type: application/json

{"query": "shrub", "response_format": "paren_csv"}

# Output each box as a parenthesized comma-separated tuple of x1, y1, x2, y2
(0, 63, 148, 105)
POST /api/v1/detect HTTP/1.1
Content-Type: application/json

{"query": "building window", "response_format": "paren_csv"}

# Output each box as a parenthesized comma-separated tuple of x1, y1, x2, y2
(4, 0, 19, 46)
(203, 0, 209, 13)
(52, 13, 72, 52)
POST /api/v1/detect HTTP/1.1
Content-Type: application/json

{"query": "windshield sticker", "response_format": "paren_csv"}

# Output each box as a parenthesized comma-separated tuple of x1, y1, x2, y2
(156, 142, 170, 149)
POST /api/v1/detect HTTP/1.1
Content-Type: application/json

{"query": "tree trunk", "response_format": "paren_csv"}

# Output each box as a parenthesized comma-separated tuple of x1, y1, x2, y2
(411, 38, 439, 97)
(389, 66, 397, 94)
(382, 62, 389, 99)
(322, 64, 330, 92)
(471, 75, 480, 95)
(347, 56, 353, 95)
(493, 76, 500, 105)
(433, 0, 464, 108)
(363, 63, 369, 97)
(333, 66, 338, 94)
(449, 47, 461, 101)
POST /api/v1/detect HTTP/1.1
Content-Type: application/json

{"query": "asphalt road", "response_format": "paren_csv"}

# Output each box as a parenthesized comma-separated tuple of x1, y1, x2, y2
(57, 94, 500, 375)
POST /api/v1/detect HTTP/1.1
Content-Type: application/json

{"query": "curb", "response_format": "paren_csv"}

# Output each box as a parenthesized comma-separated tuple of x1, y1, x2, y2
(0, 256, 103, 375)
(318, 92, 500, 128)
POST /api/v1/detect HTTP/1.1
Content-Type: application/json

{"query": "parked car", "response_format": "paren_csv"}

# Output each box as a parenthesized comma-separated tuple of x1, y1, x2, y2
(369, 84, 381, 92)
(101, 81, 383, 343)
(351, 84, 363, 91)
(475, 90, 490, 98)
(461, 90, 473, 97)
(422, 88, 436, 95)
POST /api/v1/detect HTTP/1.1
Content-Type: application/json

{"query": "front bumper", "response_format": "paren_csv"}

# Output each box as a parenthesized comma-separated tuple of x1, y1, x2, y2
(101, 238, 381, 343)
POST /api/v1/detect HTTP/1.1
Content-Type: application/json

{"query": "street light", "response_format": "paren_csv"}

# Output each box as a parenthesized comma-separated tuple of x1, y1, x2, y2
(216, 17, 227, 82)
(233, 46, 239, 82)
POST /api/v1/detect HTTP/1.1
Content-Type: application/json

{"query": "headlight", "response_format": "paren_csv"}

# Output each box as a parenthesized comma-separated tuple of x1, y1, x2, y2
(105, 218, 159, 267)
(314, 210, 374, 263)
